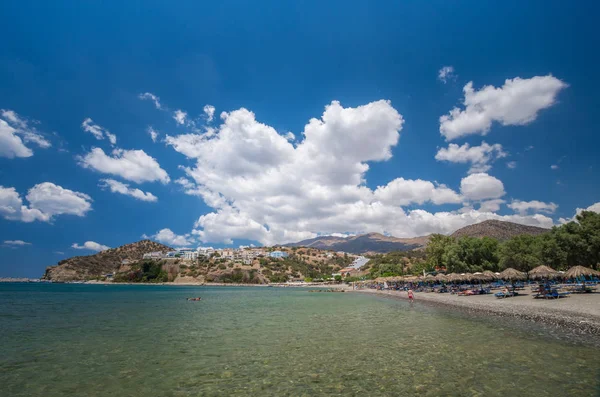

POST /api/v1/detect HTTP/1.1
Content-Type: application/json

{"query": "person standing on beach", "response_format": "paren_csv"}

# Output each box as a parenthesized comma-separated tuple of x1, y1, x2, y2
(408, 289, 414, 302)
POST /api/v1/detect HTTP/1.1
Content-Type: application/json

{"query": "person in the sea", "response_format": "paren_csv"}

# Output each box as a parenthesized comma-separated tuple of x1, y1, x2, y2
(407, 289, 414, 302)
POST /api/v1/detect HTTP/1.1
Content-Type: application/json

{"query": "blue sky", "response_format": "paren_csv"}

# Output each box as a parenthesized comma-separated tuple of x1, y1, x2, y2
(1, 0, 598, 277)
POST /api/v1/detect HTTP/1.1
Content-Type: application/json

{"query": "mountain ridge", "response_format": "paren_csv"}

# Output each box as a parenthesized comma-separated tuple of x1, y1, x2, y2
(286, 220, 550, 254)
(450, 219, 549, 240)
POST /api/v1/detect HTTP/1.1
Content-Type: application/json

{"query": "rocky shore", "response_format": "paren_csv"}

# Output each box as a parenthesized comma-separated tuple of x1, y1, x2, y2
(355, 288, 600, 340)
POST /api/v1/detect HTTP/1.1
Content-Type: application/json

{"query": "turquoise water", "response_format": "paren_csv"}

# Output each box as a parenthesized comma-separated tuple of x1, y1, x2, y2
(1, 284, 598, 396)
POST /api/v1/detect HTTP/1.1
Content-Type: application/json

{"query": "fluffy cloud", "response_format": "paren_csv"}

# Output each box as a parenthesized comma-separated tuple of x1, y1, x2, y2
(460, 173, 505, 201)
(138, 92, 162, 109)
(435, 141, 507, 173)
(0, 119, 32, 158)
(99, 179, 158, 202)
(551, 164, 559, 170)
(81, 118, 116, 145)
(440, 75, 568, 140)
(151, 228, 193, 246)
(173, 110, 187, 125)
(147, 127, 159, 142)
(0, 183, 92, 222)
(438, 66, 455, 83)
(374, 178, 462, 206)
(203, 105, 215, 122)
(78, 148, 170, 184)
(508, 200, 558, 215)
(160, 100, 553, 244)
(26, 183, 93, 217)
(71, 241, 110, 252)
(478, 199, 506, 212)
(0, 110, 51, 158)
(506, 161, 517, 169)
(4, 240, 31, 246)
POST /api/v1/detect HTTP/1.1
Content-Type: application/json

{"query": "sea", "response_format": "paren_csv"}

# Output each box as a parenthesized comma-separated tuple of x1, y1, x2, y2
(1, 283, 598, 396)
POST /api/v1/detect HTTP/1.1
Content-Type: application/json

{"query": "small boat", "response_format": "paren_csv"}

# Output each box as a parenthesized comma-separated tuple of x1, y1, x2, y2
(187, 297, 202, 301)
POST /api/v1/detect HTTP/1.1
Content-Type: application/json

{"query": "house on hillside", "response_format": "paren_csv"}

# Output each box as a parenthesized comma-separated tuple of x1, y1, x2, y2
(269, 250, 289, 258)
(143, 251, 164, 259)
(197, 247, 215, 257)
(221, 249, 235, 260)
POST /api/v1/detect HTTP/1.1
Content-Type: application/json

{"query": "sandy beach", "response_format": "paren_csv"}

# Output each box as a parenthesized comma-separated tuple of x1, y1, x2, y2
(355, 287, 600, 337)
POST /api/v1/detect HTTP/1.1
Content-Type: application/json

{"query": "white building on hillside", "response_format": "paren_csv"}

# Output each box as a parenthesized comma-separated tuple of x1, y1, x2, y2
(197, 247, 215, 257)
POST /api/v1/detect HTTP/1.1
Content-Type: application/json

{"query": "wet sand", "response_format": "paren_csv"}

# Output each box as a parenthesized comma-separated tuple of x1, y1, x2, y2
(355, 288, 600, 337)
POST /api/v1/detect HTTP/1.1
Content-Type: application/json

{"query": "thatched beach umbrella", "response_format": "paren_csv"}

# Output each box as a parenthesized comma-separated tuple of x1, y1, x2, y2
(446, 273, 460, 283)
(460, 273, 473, 282)
(499, 268, 526, 281)
(435, 274, 448, 283)
(472, 272, 493, 282)
(423, 274, 436, 282)
(563, 266, 600, 279)
(483, 270, 498, 280)
(528, 265, 558, 280)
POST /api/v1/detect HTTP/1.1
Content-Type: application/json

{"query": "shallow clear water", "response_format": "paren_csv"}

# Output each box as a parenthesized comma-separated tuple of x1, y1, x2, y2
(1, 284, 598, 396)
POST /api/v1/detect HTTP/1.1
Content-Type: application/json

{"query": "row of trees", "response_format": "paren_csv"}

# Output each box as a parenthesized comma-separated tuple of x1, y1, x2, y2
(426, 211, 600, 273)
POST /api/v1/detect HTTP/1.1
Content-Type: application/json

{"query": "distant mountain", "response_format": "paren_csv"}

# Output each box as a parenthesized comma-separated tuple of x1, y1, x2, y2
(286, 233, 430, 254)
(286, 220, 550, 254)
(450, 220, 549, 240)
(43, 240, 172, 281)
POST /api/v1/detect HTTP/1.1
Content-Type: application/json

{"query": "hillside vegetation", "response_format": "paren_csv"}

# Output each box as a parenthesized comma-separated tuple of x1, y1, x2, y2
(43, 240, 172, 281)
(428, 211, 600, 273)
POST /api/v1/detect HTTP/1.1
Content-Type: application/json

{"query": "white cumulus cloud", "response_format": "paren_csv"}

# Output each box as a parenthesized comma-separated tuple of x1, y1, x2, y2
(508, 200, 558, 215)
(435, 141, 507, 174)
(151, 228, 193, 246)
(0, 183, 92, 222)
(78, 148, 170, 184)
(478, 199, 506, 212)
(440, 75, 568, 140)
(0, 110, 51, 158)
(72, 241, 110, 252)
(81, 118, 116, 145)
(374, 178, 462, 206)
(99, 179, 158, 202)
(160, 100, 552, 245)
(506, 161, 517, 169)
(460, 173, 505, 201)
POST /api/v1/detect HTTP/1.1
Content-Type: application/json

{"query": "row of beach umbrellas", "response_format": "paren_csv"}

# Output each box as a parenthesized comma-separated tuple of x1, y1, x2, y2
(365, 265, 600, 284)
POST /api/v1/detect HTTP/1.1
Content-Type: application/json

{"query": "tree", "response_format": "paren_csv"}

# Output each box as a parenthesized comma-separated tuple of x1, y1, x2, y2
(426, 234, 454, 269)
(575, 211, 600, 269)
(498, 235, 542, 272)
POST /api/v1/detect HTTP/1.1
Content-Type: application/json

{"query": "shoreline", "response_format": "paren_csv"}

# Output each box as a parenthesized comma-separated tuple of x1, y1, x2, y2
(354, 288, 600, 339)
(2, 280, 351, 289)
